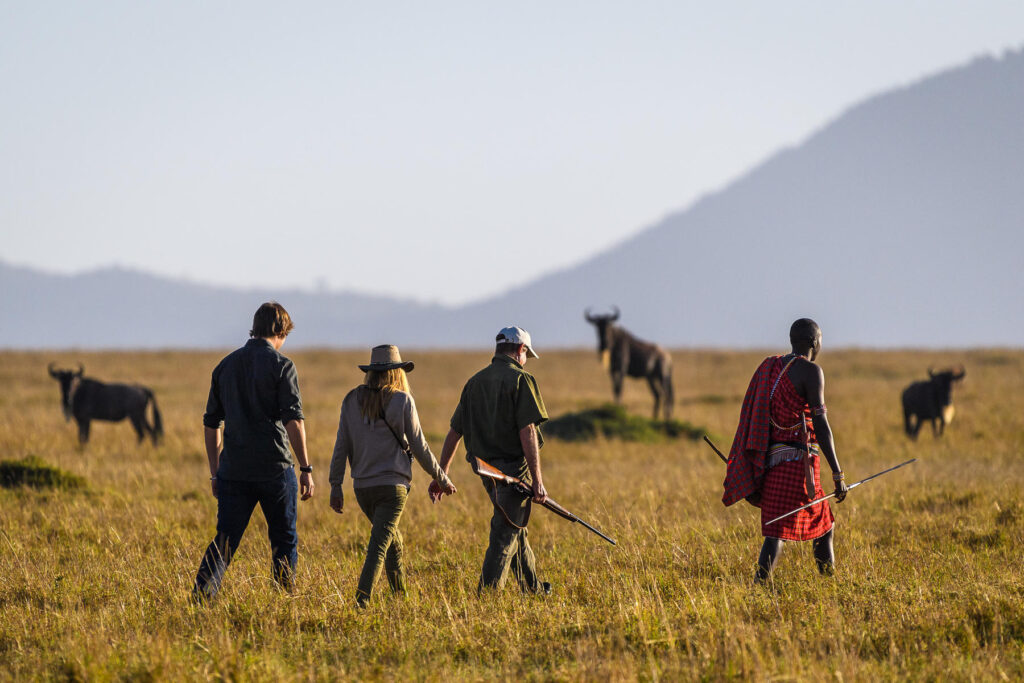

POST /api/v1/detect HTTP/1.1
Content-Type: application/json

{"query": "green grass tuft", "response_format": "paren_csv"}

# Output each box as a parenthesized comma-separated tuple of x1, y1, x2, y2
(0, 455, 86, 490)
(544, 403, 707, 442)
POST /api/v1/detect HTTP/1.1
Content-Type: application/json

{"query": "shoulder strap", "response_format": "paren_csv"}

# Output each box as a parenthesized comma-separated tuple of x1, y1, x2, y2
(379, 396, 414, 462)
(769, 355, 797, 403)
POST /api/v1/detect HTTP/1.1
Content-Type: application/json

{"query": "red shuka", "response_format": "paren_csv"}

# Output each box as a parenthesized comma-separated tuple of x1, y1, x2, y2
(760, 368, 833, 540)
(722, 355, 833, 541)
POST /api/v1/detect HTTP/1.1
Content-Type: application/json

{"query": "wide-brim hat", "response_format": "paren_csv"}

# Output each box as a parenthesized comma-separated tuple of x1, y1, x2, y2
(358, 344, 414, 372)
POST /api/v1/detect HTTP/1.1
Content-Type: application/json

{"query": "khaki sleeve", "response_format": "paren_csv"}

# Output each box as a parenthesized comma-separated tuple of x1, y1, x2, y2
(515, 373, 548, 431)
(450, 386, 467, 435)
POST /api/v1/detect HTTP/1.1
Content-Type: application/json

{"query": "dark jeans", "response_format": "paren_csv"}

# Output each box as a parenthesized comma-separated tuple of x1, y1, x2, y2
(478, 462, 541, 593)
(354, 485, 408, 605)
(193, 468, 298, 601)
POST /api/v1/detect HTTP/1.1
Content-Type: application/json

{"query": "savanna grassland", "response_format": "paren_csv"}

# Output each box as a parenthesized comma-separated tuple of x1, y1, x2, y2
(1, 347, 1023, 681)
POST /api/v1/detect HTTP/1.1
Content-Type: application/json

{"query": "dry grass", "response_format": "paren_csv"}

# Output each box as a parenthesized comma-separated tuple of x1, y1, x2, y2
(1, 348, 1022, 681)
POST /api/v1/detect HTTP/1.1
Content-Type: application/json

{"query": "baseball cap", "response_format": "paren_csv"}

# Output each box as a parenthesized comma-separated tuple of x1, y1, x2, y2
(496, 325, 539, 359)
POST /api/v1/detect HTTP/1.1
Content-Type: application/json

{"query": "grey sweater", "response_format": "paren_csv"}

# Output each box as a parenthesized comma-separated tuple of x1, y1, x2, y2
(329, 387, 452, 497)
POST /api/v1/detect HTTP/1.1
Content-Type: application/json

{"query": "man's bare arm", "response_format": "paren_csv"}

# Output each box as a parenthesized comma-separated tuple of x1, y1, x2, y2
(284, 419, 315, 500)
(519, 423, 547, 504)
(804, 363, 847, 501)
(429, 427, 463, 502)
(204, 426, 222, 497)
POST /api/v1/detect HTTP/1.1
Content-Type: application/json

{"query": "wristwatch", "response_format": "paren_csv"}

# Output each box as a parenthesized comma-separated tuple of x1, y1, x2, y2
(299, 465, 313, 473)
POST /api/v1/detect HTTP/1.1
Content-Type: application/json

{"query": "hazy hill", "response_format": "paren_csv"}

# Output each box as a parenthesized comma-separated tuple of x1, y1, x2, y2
(446, 49, 1024, 349)
(4, 49, 1023, 349)
(0, 262, 444, 348)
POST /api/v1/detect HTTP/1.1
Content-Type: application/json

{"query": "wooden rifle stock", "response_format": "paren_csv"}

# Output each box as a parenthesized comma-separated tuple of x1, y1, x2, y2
(473, 457, 617, 546)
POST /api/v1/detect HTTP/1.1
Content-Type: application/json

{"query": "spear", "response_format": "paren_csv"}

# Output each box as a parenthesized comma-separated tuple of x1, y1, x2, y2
(703, 435, 728, 464)
(764, 458, 917, 526)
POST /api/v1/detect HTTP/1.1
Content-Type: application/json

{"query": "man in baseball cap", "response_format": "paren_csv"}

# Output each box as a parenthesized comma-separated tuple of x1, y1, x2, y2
(430, 325, 551, 594)
(495, 325, 539, 359)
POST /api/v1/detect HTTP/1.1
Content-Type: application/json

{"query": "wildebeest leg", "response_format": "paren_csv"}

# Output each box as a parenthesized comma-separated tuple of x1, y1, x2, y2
(646, 375, 662, 420)
(130, 413, 147, 443)
(906, 414, 920, 440)
(77, 418, 91, 446)
(662, 371, 674, 420)
(934, 418, 944, 438)
(612, 372, 624, 404)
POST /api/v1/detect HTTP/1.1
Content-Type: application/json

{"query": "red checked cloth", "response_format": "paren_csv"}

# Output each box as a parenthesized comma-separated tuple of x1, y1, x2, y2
(723, 355, 834, 540)
(760, 370, 834, 540)
(722, 356, 782, 506)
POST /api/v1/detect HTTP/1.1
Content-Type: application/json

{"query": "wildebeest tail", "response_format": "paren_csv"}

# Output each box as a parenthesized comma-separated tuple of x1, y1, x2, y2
(146, 389, 164, 444)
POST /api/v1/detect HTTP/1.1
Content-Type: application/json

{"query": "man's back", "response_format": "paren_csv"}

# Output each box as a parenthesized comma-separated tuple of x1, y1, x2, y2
(203, 338, 304, 481)
(452, 355, 547, 470)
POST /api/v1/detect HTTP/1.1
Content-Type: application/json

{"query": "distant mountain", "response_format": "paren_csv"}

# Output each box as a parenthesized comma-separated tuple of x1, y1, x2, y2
(430, 48, 1024, 348)
(0, 262, 444, 348)
(4, 49, 1023, 349)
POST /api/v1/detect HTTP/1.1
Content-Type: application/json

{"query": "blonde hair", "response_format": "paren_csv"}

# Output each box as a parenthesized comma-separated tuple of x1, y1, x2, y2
(359, 368, 410, 421)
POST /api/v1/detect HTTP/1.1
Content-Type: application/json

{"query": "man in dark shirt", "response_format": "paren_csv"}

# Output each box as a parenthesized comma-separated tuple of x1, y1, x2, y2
(430, 326, 551, 594)
(192, 302, 315, 602)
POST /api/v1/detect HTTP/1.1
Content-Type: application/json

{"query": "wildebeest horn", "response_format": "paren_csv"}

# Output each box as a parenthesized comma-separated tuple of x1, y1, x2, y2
(584, 307, 596, 323)
(954, 365, 966, 380)
(927, 367, 935, 378)
(609, 305, 620, 322)
(75, 364, 84, 377)
(48, 362, 59, 378)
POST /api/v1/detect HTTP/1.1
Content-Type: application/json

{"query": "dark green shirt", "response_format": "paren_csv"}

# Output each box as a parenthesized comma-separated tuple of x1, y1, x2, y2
(451, 354, 548, 472)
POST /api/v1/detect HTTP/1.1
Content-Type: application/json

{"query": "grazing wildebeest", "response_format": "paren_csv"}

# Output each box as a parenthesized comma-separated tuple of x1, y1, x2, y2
(584, 306, 675, 419)
(48, 363, 163, 446)
(901, 366, 965, 439)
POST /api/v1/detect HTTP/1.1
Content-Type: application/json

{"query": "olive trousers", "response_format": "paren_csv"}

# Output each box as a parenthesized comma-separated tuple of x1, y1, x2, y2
(478, 463, 541, 593)
(354, 485, 408, 605)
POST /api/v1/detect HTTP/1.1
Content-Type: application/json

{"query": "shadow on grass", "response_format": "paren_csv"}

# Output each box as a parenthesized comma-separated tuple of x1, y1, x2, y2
(544, 403, 707, 443)
(0, 455, 85, 490)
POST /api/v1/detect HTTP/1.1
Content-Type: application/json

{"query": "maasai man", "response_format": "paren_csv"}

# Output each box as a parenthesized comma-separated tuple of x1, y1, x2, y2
(722, 318, 848, 582)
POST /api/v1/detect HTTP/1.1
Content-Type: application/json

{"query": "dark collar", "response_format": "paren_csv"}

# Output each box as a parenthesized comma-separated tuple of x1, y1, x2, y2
(246, 338, 275, 350)
(492, 353, 523, 370)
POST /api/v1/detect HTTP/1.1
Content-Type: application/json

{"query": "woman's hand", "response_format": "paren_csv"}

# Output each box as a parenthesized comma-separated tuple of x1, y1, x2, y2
(429, 479, 456, 502)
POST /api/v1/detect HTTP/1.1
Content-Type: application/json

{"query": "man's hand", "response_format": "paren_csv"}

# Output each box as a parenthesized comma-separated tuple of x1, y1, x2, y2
(429, 479, 457, 503)
(532, 480, 548, 505)
(210, 477, 218, 498)
(299, 471, 315, 500)
(330, 491, 343, 514)
(833, 475, 848, 503)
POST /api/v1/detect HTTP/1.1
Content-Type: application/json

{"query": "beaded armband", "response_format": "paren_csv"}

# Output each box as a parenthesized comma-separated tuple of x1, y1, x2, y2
(811, 405, 828, 416)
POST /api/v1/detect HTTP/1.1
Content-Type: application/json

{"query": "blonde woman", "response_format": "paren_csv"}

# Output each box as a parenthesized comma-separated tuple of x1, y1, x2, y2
(329, 345, 456, 607)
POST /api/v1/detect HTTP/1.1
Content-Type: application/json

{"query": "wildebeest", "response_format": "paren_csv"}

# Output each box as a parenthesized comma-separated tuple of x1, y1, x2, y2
(48, 363, 164, 446)
(901, 366, 965, 439)
(584, 307, 675, 419)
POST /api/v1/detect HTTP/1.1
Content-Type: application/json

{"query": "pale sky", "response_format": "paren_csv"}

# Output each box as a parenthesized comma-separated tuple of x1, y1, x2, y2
(3, 2, 1023, 305)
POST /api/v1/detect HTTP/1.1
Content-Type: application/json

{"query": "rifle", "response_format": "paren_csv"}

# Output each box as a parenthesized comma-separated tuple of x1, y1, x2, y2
(473, 457, 617, 546)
